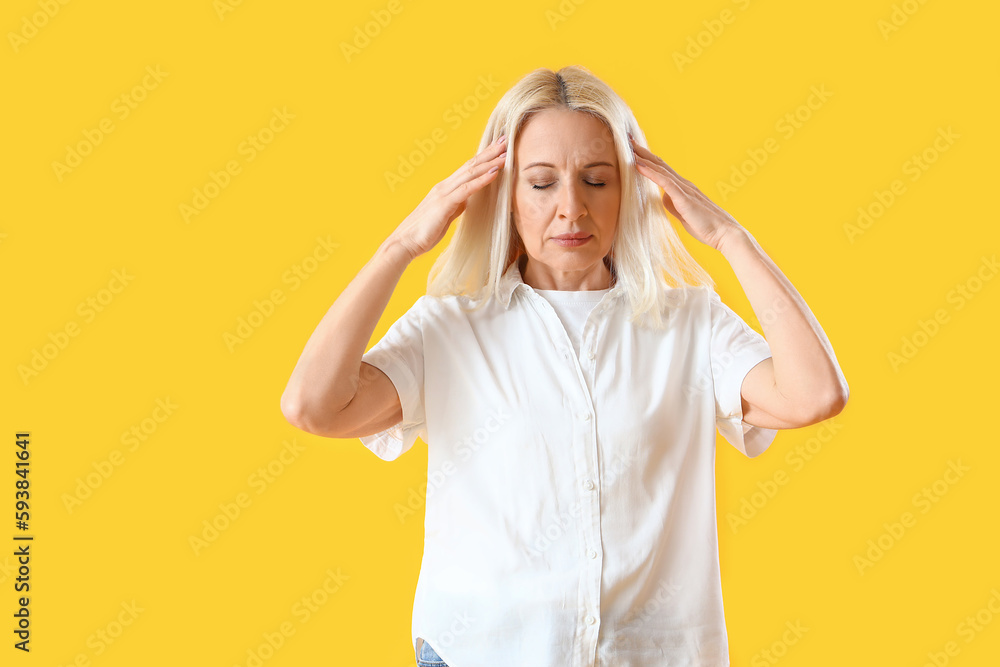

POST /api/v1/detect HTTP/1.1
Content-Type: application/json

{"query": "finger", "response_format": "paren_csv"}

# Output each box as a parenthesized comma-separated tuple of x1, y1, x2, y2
(480, 134, 508, 159)
(631, 138, 690, 184)
(441, 141, 507, 193)
(660, 193, 681, 220)
(635, 155, 674, 189)
(473, 136, 507, 168)
(635, 161, 685, 221)
(453, 157, 504, 201)
(636, 155, 697, 202)
(452, 136, 507, 178)
(635, 146, 679, 178)
(446, 141, 506, 196)
(636, 157, 691, 210)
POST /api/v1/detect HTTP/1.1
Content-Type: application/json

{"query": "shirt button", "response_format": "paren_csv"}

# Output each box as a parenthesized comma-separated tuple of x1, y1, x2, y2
(582, 479, 594, 490)
(587, 350, 596, 360)
(587, 549, 597, 559)
(586, 615, 597, 625)
(578, 412, 591, 422)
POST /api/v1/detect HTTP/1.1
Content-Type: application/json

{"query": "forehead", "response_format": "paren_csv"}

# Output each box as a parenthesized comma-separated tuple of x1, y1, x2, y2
(515, 109, 617, 165)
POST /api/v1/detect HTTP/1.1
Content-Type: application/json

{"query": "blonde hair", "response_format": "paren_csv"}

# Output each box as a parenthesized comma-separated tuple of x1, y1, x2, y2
(426, 64, 714, 329)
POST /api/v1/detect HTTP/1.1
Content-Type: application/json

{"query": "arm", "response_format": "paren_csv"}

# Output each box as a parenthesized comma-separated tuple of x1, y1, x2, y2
(627, 133, 847, 430)
(717, 226, 849, 429)
(280, 131, 510, 438)
(280, 239, 412, 438)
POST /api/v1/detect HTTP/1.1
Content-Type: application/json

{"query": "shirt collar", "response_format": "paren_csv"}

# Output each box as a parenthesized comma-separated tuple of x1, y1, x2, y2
(498, 255, 625, 310)
(498, 257, 525, 309)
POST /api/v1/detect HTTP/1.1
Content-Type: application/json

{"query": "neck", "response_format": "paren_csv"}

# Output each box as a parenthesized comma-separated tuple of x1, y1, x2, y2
(520, 255, 613, 291)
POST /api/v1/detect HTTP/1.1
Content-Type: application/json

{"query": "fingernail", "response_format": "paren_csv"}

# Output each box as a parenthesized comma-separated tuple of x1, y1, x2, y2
(498, 134, 506, 144)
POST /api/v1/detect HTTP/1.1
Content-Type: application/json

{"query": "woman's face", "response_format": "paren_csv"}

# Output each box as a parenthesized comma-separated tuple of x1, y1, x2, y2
(511, 107, 621, 289)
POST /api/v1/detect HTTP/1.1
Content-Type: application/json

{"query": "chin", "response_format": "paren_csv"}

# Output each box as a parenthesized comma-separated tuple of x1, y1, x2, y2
(546, 251, 601, 268)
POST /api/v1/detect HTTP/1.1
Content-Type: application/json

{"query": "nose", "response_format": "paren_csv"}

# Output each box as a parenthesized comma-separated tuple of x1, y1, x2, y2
(557, 180, 587, 222)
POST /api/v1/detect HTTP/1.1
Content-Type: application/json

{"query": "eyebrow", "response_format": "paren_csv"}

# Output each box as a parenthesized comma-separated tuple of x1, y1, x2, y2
(521, 161, 616, 171)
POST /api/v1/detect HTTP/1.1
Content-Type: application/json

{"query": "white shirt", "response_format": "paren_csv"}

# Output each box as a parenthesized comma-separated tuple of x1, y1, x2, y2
(359, 256, 776, 667)
(534, 287, 611, 360)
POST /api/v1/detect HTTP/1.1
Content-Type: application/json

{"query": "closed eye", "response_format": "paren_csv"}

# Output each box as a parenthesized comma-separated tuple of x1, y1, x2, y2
(532, 181, 606, 190)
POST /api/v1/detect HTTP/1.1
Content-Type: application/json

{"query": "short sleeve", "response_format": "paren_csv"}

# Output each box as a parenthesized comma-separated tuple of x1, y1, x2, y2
(708, 288, 777, 458)
(358, 296, 428, 462)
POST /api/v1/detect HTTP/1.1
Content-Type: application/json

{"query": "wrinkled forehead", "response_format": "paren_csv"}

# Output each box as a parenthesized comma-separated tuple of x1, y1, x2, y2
(516, 114, 618, 168)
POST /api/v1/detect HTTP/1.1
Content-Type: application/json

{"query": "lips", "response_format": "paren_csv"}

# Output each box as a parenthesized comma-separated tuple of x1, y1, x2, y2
(551, 234, 592, 247)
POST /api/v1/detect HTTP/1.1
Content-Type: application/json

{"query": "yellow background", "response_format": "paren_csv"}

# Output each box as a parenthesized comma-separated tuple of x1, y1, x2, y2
(3, 0, 998, 664)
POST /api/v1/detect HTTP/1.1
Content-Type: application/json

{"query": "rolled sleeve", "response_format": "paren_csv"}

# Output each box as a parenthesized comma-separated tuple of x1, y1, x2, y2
(708, 288, 778, 458)
(358, 297, 428, 462)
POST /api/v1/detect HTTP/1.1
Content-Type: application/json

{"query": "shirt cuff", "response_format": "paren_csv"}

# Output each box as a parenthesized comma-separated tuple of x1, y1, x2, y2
(716, 355, 778, 458)
(358, 347, 422, 462)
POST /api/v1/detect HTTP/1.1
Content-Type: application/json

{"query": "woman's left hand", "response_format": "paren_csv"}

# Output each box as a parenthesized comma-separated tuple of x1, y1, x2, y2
(630, 134, 744, 252)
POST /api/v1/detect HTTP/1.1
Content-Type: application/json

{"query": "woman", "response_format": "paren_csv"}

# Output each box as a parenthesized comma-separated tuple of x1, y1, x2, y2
(281, 65, 848, 667)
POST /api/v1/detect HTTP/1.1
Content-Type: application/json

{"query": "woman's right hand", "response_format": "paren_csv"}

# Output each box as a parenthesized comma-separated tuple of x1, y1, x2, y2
(387, 134, 508, 262)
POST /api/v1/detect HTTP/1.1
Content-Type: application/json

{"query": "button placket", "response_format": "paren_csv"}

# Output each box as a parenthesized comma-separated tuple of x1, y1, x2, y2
(577, 297, 608, 651)
(581, 297, 609, 372)
(525, 288, 605, 658)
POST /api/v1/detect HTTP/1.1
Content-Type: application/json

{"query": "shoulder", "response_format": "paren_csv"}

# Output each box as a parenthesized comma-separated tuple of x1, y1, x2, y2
(668, 283, 725, 314)
(649, 283, 713, 321)
(409, 291, 501, 325)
